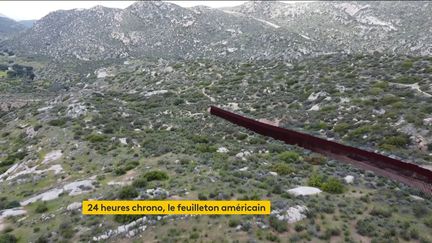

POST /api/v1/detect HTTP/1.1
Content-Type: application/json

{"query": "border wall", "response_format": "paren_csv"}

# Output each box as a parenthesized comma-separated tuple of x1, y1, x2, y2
(210, 106, 432, 195)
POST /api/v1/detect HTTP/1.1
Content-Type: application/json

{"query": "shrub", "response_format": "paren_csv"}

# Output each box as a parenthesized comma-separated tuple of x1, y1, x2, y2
(189, 232, 199, 239)
(278, 151, 300, 163)
(294, 224, 305, 232)
(409, 228, 419, 239)
(118, 186, 138, 199)
(191, 135, 209, 144)
(356, 218, 375, 236)
(308, 172, 324, 187)
(58, 222, 74, 239)
(85, 134, 107, 143)
(228, 218, 240, 227)
(271, 163, 294, 175)
(132, 177, 147, 188)
(321, 178, 344, 194)
(1, 151, 27, 167)
(395, 76, 420, 84)
(266, 233, 279, 242)
(47, 118, 67, 126)
(333, 123, 350, 135)
(324, 227, 341, 238)
(195, 144, 217, 153)
(401, 60, 413, 69)
(369, 87, 383, 95)
(142, 171, 169, 181)
(113, 167, 126, 176)
(269, 215, 288, 233)
(0, 234, 17, 243)
(412, 204, 429, 218)
(424, 216, 432, 228)
(373, 81, 389, 89)
(34, 203, 48, 213)
(381, 135, 410, 148)
(198, 193, 207, 200)
(0, 197, 20, 210)
(304, 154, 326, 165)
(114, 215, 142, 224)
(370, 207, 392, 218)
(348, 125, 373, 139)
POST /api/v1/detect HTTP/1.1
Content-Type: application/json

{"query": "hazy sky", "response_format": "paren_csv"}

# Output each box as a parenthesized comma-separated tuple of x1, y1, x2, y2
(0, 1, 248, 20)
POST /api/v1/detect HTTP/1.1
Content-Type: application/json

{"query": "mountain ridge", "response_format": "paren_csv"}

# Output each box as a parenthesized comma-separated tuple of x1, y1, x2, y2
(1, 1, 431, 62)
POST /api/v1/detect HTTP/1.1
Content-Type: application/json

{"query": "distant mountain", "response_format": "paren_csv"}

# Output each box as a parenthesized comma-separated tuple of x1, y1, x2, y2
(0, 16, 26, 40)
(18, 19, 37, 28)
(1, 1, 431, 61)
(1, 2, 316, 61)
(226, 1, 432, 55)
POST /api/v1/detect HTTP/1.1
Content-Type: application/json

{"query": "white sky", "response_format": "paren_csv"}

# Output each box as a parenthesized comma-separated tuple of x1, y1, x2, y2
(0, 1, 249, 20)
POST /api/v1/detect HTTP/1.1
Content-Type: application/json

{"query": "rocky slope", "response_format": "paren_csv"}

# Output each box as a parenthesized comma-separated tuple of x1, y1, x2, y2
(1, 2, 316, 61)
(0, 16, 26, 40)
(2, 1, 431, 61)
(226, 1, 432, 55)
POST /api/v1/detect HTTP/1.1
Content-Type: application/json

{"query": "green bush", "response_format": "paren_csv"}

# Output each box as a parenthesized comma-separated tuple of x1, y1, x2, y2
(143, 171, 169, 181)
(381, 95, 401, 105)
(85, 134, 107, 143)
(412, 204, 429, 218)
(271, 163, 294, 175)
(58, 222, 74, 239)
(278, 151, 300, 163)
(47, 118, 67, 126)
(304, 154, 326, 165)
(294, 224, 305, 232)
(369, 87, 383, 95)
(401, 60, 413, 69)
(0, 198, 20, 210)
(228, 218, 240, 227)
(198, 193, 207, 200)
(395, 76, 420, 84)
(0, 151, 27, 167)
(373, 81, 389, 89)
(321, 178, 344, 194)
(132, 177, 148, 188)
(370, 207, 392, 218)
(118, 186, 138, 199)
(266, 233, 279, 242)
(348, 125, 373, 139)
(189, 232, 199, 239)
(269, 215, 288, 233)
(113, 167, 126, 176)
(191, 135, 209, 144)
(356, 218, 375, 236)
(114, 215, 142, 224)
(0, 234, 17, 243)
(424, 216, 432, 228)
(333, 123, 350, 135)
(308, 172, 324, 187)
(195, 144, 217, 153)
(34, 203, 48, 213)
(381, 135, 410, 148)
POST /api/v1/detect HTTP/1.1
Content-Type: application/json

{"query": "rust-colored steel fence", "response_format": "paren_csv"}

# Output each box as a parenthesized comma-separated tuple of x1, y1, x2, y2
(210, 106, 432, 195)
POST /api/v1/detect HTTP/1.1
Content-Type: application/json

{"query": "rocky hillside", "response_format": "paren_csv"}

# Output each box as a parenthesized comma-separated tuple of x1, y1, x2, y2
(2, 1, 431, 61)
(17, 20, 36, 28)
(226, 1, 432, 55)
(0, 16, 26, 40)
(0, 2, 316, 62)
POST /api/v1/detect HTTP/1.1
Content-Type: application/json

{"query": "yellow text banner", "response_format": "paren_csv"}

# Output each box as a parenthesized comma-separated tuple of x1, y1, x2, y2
(82, 200, 270, 215)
